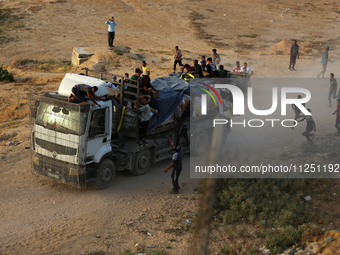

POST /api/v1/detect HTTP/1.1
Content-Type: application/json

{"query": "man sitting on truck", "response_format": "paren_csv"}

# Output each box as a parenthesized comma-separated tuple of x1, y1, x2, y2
(67, 84, 102, 107)
(128, 68, 143, 93)
(134, 96, 152, 145)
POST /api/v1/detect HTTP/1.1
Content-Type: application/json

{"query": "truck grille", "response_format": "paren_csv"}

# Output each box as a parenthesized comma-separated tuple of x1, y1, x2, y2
(35, 138, 77, 156)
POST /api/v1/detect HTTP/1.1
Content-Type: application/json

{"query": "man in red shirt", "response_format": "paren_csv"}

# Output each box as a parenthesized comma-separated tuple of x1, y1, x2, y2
(233, 61, 242, 73)
(333, 98, 340, 136)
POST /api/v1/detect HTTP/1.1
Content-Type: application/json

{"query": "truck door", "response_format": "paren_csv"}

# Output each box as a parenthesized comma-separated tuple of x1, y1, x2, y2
(86, 107, 110, 161)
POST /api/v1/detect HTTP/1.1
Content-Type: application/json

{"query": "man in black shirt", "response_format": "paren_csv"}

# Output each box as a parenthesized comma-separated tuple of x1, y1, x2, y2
(176, 101, 190, 147)
(192, 60, 204, 78)
(291, 95, 305, 129)
(289, 40, 299, 71)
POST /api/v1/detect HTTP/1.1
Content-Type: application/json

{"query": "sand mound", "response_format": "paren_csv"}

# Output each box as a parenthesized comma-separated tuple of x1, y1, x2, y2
(79, 46, 142, 75)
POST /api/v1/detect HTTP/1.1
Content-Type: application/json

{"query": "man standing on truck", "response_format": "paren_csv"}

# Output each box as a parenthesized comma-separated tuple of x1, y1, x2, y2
(164, 141, 182, 194)
(176, 101, 190, 147)
(134, 96, 151, 145)
(67, 84, 102, 107)
(105, 16, 117, 47)
(212, 49, 221, 65)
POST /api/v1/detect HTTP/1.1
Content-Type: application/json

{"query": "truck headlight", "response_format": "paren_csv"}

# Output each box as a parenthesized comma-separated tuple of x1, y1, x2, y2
(33, 156, 39, 165)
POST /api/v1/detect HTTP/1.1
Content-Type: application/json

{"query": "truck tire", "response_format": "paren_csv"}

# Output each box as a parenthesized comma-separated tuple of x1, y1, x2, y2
(133, 149, 151, 176)
(94, 159, 115, 189)
(191, 130, 209, 156)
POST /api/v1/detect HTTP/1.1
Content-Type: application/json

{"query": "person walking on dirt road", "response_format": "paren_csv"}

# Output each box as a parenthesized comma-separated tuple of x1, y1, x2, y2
(298, 108, 316, 142)
(333, 98, 340, 136)
(329, 73, 338, 107)
(173, 46, 184, 73)
(317, 46, 329, 79)
(164, 141, 182, 194)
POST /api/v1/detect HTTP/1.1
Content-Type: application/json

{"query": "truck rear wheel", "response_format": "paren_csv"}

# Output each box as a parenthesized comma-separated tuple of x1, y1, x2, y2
(133, 149, 151, 176)
(94, 159, 115, 189)
(191, 130, 209, 156)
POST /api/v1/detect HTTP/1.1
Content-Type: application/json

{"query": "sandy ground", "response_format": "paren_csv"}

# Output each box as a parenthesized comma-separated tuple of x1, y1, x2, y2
(1, 0, 340, 254)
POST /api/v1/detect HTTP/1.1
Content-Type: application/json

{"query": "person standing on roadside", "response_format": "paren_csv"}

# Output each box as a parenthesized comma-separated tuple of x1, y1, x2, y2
(173, 46, 184, 73)
(289, 40, 299, 71)
(329, 73, 338, 107)
(317, 46, 329, 79)
(333, 98, 340, 136)
(105, 16, 117, 47)
(164, 141, 182, 194)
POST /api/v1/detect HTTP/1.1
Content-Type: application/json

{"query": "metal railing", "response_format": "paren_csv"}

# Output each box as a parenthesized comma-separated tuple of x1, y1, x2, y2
(82, 67, 141, 106)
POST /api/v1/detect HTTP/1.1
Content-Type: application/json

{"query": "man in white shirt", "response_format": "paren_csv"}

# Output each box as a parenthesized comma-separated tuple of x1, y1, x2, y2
(134, 96, 151, 145)
(241, 62, 253, 76)
(105, 16, 117, 47)
(241, 62, 253, 90)
(212, 49, 221, 65)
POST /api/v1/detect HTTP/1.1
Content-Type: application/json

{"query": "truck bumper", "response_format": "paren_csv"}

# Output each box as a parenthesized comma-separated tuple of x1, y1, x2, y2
(32, 153, 86, 187)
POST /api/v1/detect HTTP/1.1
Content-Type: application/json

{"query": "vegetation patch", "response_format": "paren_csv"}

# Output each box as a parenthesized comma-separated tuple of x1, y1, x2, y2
(0, 8, 26, 44)
(10, 59, 72, 73)
(215, 179, 314, 253)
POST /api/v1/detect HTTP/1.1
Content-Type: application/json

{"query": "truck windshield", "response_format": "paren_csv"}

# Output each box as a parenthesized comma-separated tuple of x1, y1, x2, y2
(36, 102, 88, 135)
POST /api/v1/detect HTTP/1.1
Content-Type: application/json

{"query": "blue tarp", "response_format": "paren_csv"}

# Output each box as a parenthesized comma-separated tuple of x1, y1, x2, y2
(148, 76, 190, 131)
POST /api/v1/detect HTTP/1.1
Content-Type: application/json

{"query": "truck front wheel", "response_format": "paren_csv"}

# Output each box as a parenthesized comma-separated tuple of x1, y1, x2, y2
(94, 159, 116, 189)
(133, 149, 151, 176)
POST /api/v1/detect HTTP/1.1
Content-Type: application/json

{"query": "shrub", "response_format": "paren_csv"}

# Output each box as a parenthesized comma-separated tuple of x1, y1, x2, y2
(0, 65, 14, 82)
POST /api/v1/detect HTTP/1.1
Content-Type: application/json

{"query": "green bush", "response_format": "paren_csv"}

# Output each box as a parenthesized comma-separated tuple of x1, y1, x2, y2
(0, 65, 14, 82)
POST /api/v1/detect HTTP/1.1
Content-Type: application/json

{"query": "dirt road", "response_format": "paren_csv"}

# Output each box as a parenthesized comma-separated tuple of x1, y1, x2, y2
(1, 0, 340, 254)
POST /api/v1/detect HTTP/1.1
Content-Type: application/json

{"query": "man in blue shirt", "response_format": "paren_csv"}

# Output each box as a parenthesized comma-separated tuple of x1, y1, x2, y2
(318, 46, 329, 79)
(105, 16, 117, 47)
(164, 141, 183, 194)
